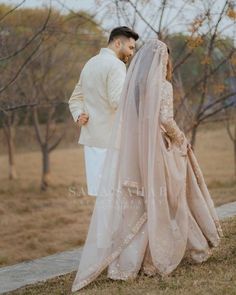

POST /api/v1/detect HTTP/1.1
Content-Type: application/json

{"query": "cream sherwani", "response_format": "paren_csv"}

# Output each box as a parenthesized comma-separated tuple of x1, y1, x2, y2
(69, 48, 126, 196)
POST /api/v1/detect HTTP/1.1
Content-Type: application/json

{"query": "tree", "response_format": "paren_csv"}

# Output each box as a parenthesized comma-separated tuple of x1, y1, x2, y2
(0, 3, 52, 179)
(95, 0, 236, 145)
(0, 3, 52, 95)
(225, 109, 236, 178)
(0, 4, 105, 189)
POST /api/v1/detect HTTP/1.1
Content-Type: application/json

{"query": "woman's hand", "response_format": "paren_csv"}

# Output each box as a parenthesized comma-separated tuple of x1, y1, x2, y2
(187, 142, 193, 152)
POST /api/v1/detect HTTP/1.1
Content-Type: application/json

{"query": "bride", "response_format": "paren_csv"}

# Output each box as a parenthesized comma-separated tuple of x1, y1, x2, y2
(71, 39, 223, 292)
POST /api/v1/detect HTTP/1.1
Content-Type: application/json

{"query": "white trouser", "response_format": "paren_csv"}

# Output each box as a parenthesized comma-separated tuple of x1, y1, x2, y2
(84, 146, 107, 196)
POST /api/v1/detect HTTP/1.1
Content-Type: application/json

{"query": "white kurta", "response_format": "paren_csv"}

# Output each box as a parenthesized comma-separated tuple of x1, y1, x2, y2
(68, 48, 126, 148)
(84, 146, 107, 197)
(69, 48, 126, 196)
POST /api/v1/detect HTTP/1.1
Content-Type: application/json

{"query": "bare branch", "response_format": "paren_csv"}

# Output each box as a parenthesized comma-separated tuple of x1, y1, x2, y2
(0, 39, 43, 94)
(0, 6, 51, 61)
(173, 50, 193, 72)
(176, 47, 235, 114)
(0, 102, 38, 112)
(54, 0, 100, 27)
(124, 0, 158, 35)
(225, 116, 235, 142)
(0, 0, 26, 22)
(157, 0, 167, 39)
(114, 0, 121, 26)
(198, 91, 236, 118)
(209, 1, 229, 53)
(0, 7, 52, 94)
(131, 0, 139, 28)
(198, 101, 235, 123)
(48, 120, 70, 153)
(32, 107, 43, 146)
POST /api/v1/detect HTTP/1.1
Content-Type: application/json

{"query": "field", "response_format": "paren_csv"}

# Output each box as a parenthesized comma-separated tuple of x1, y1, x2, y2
(0, 122, 235, 267)
(6, 217, 236, 295)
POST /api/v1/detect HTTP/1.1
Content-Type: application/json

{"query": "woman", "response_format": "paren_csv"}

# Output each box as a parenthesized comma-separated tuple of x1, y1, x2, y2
(71, 39, 223, 292)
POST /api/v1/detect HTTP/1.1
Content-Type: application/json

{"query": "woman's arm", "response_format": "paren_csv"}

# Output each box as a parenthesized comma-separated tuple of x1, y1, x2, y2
(160, 82, 187, 148)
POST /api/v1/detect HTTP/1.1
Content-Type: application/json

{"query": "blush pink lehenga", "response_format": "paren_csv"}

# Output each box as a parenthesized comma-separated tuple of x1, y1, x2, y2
(71, 39, 223, 292)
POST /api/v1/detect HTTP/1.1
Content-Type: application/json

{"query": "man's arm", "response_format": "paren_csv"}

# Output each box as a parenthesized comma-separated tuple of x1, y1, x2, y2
(68, 78, 85, 122)
(106, 63, 126, 110)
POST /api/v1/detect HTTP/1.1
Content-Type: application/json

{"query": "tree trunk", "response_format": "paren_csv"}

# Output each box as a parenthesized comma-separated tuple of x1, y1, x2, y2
(3, 120, 17, 180)
(234, 123, 236, 178)
(190, 124, 198, 147)
(41, 146, 50, 191)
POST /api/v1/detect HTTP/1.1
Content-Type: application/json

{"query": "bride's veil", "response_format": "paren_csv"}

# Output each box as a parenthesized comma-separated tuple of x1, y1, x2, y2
(72, 39, 182, 291)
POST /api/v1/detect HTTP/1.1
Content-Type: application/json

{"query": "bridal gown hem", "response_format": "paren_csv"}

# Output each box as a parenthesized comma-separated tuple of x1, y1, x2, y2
(71, 39, 223, 293)
(72, 213, 147, 291)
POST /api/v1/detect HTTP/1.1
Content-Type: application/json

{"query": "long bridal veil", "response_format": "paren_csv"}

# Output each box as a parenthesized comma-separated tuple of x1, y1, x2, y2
(72, 39, 222, 292)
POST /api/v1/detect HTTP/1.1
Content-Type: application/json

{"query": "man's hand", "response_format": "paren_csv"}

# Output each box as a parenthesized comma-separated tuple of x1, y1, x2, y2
(77, 113, 89, 127)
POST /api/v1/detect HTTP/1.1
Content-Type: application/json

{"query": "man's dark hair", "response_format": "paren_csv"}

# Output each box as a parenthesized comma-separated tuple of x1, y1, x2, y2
(108, 26, 139, 43)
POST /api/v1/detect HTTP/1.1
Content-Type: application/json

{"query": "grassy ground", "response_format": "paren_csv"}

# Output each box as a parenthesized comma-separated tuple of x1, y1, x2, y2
(0, 122, 235, 267)
(6, 216, 236, 295)
(0, 182, 95, 266)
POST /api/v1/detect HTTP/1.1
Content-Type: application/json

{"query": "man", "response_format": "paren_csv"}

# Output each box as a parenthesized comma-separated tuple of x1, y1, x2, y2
(68, 26, 139, 196)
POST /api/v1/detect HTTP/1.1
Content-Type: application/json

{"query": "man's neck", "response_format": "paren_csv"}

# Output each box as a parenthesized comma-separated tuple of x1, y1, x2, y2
(107, 46, 119, 58)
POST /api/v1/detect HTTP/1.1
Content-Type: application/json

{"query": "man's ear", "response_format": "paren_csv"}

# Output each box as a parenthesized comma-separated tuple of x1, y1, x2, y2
(114, 38, 121, 48)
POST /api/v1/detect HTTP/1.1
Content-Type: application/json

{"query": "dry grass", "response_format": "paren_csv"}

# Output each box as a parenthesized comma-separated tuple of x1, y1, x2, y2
(6, 216, 236, 295)
(0, 122, 235, 267)
(0, 181, 95, 266)
(195, 122, 234, 184)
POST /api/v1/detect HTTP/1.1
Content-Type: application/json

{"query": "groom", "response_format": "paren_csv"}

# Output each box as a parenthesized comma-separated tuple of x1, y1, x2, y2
(68, 26, 139, 196)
